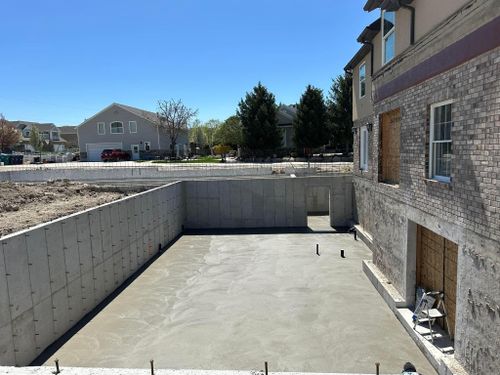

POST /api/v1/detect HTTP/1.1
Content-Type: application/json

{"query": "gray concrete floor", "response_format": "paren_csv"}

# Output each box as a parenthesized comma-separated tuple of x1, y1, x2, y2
(42, 232, 436, 374)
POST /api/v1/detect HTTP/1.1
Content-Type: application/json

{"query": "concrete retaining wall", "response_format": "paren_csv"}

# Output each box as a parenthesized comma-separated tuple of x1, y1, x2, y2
(184, 176, 353, 229)
(0, 182, 185, 366)
(0, 166, 273, 182)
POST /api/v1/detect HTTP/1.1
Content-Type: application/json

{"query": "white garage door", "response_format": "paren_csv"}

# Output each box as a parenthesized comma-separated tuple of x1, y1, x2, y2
(86, 143, 123, 161)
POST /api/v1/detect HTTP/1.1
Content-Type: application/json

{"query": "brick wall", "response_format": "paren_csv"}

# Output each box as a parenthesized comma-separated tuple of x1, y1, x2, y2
(355, 46, 500, 244)
(352, 46, 500, 375)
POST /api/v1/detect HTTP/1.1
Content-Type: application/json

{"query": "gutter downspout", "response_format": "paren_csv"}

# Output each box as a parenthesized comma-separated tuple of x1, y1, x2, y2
(362, 41, 375, 76)
(401, 4, 415, 45)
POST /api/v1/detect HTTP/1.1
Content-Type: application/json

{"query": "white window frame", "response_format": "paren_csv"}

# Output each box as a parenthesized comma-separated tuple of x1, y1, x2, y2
(429, 100, 454, 183)
(129, 121, 137, 134)
(97, 122, 106, 135)
(110, 121, 124, 134)
(381, 10, 396, 65)
(359, 62, 366, 98)
(360, 126, 369, 171)
(143, 141, 151, 151)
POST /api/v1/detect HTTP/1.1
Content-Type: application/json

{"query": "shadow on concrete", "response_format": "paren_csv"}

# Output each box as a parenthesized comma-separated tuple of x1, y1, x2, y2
(30, 234, 183, 366)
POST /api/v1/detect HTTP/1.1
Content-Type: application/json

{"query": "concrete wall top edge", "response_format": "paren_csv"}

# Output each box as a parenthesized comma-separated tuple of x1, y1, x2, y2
(0, 181, 183, 242)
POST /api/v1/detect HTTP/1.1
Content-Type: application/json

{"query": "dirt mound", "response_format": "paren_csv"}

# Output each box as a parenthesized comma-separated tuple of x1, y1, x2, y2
(0, 181, 130, 237)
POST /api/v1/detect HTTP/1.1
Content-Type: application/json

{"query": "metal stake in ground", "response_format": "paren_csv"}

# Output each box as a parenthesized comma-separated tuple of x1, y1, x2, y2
(340, 249, 346, 258)
(316, 244, 320, 256)
(150, 359, 155, 375)
(375, 362, 380, 375)
(53, 358, 60, 374)
(265, 361, 268, 375)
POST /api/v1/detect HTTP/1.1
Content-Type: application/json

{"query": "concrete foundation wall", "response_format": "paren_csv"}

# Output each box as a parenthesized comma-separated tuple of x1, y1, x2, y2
(306, 185, 330, 214)
(0, 182, 185, 366)
(184, 176, 352, 229)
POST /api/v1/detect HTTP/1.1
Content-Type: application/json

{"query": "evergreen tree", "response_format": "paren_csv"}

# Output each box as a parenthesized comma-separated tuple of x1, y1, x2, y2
(327, 74, 353, 153)
(293, 85, 329, 153)
(237, 82, 281, 155)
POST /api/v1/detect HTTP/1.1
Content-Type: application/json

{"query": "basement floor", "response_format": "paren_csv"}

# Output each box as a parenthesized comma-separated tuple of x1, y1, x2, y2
(40, 231, 436, 374)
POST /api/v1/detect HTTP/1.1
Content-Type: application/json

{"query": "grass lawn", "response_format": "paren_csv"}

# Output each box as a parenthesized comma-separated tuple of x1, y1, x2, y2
(144, 156, 222, 164)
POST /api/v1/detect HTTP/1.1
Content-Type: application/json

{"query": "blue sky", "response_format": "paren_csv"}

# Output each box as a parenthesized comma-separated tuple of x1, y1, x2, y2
(0, 0, 375, 125)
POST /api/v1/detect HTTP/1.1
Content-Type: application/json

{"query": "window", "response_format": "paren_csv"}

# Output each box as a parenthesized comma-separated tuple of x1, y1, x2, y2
(382, 10, 395, 64)
(360, 126, 368, 171)
(110, 121, 124, 134)
(429, 101, 453, 182)
(359, 63, 366, 98)
(129, 121, 137, 133)
(144, 141, 151, 151)
(52, 131, 60, 141)
(97, 122, 105, 135)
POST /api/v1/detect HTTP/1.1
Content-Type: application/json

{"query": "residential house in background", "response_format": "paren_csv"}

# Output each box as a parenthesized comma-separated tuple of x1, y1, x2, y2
(10, 121, 67, 152)
(277, 104, 297, 149)
(77, 103, 189, 161)
(59, 125, 78, 150)
(345, 1, 499, 374)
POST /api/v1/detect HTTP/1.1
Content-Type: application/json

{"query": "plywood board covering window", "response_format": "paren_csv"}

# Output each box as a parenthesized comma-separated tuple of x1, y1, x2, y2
(416, 225, 458, 338)
(379, 109, 400, 184)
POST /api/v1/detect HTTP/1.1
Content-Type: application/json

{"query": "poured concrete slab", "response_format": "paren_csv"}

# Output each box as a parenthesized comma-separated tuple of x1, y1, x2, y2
(41, 233, 436, 375)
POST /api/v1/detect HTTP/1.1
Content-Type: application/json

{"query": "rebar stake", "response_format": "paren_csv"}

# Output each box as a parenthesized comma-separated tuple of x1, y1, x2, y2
(316, 244, 320, 256)
(354, 229, 357, 241)
(265, 361, 268, 375)
(375, 362, 380, 375)
(150, 359, 154, 375)
(340, 249, 345, 258)
(54, 359, 60, 374)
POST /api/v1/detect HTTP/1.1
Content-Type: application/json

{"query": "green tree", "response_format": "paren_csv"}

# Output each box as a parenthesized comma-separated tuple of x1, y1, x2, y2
(327, 74, 353, 153)
(202, 119, 221, 154)
(189, 119, 206, 148)
(293, 85, 329, 153)
(29, 126, 44, 153)
(214, 115, 243, 147)
(237, 82, 281, 155)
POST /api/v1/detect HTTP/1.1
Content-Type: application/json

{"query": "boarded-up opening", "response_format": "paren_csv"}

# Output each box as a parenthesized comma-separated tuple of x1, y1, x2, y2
(416, 225, 458, 338)
(379, 109, 401, 184)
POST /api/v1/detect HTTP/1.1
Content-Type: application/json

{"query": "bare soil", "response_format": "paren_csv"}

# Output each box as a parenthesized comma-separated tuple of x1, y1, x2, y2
(0, 181, 138, 237)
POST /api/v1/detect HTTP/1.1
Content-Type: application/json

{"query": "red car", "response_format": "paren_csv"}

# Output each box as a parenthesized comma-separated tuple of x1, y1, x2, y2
(101, 149, 131, 162)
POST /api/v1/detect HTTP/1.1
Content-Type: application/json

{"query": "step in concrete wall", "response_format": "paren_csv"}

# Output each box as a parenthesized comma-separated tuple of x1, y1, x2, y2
(0, 182, 185, 366)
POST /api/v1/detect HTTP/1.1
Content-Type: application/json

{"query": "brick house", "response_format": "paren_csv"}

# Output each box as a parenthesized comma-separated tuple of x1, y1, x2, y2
(345, 1, 499, 375)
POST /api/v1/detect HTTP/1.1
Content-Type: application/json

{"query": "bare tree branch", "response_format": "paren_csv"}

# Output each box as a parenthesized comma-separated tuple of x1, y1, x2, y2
(156, 99, 198, 156)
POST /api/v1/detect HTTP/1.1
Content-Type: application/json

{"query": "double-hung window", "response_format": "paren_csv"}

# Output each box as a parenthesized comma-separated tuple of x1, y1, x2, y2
(110, 121, 124, 134)
(360, 126, 369, 171)
(359, 63, 366, 98)
(129, 121, 137, 133)
(97, 122, 105, 135)
(382, 10, 395, 64)
(429, 101, 453, 182)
